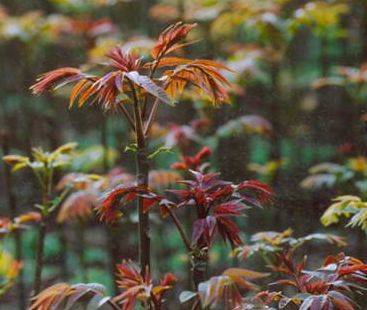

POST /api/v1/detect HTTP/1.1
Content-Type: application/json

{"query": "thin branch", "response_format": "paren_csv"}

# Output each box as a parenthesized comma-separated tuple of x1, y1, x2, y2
(142, 51, 166, 119)
(143, 34, 189, 133)
(143, 70, 169, 136)
(34, 218, 46, 295)
(167, 207, 191, 252)
(144, 97, 159, 136)
(117, 101, 136, 132)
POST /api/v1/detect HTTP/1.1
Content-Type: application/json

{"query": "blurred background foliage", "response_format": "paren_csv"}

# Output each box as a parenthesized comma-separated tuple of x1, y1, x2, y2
(1, 0, 367, 308)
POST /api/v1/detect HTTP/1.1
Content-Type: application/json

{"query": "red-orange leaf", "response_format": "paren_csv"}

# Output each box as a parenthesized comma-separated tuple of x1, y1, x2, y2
(106, 48, 142, 72)
(237, 180, 272, 204)
(163, 60, 231, 105)
(57, 192, 96, 223)
(171, 147, 212, 171)
(28, 283, 117, 310)
(151, 22, 196, 59)
(97, 185, 160, 223)
(115, 260, 176, 310)
(198, 268, 267, 310)
(14, 211, 42, 224)
(30, 67, 84, 95)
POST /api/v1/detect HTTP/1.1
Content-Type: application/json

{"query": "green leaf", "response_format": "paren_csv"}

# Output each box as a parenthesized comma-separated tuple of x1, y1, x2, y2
(34, 204, 46, 212)
(321, 196, 363, 227)
(347, 209, 367, 232)
(51, 159, 72, 169)
(53, 142, 78, 155)
(147, 146, 173, 160)
(124, 143, 138, 153)
(12, 162, 28, 172)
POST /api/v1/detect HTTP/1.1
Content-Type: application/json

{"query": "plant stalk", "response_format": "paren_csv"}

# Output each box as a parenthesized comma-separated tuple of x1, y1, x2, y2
(77, 221, 88, 283)
(34, 220, 46, 294)
(136, 147, 150, 274)
(129, 79, 151, 274)
(58, 225, 69, 281)
(191, 250, 208, 289)
(33, 174, 51, 295)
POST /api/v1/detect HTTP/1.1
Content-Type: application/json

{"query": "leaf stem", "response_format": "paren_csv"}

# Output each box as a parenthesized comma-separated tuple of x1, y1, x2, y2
(142, 54, 164, 119)
(117, 101, 136, 132)
(34, 218, 46, 295)
(33, 164, 52, 295)
(167, 207, 191, 252)
(144, 98, 159, 136)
